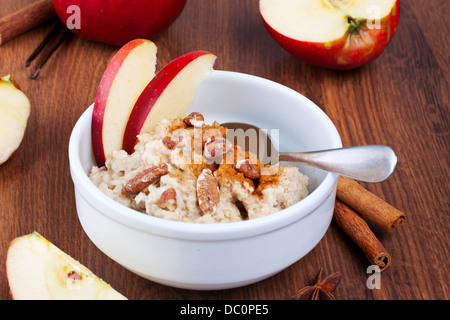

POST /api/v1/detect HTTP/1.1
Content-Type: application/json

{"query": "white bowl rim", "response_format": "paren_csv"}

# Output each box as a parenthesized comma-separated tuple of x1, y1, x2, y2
(68, 70, 342, 241)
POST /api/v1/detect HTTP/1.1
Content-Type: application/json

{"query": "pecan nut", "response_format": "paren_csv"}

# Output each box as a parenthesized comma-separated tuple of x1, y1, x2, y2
(203, 136, 234, 160)
(160, 188, 177, 211)
(235, 159, 260, 180)
(196, 168, 220, 215)
(162, 135, 184, 150)
(122, 163, 169, 196)
(183, 112, 204, 127)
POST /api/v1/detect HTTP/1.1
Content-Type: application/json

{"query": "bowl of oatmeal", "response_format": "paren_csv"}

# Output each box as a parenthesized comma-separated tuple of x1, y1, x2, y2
(69, 70, 342, 290)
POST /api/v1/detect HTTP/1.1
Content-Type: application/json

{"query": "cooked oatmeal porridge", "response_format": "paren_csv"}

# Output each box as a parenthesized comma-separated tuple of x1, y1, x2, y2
(89, 112, 309, 223)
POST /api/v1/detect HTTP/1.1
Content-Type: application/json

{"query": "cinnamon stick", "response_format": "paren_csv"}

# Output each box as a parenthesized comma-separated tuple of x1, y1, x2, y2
(336, 176, 406, 232)
(0, 0, 56, 46)
(333, 200, 391, 272)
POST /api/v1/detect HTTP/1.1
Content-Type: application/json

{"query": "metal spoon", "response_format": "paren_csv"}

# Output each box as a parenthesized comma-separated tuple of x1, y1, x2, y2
(221, 122, 397, 183)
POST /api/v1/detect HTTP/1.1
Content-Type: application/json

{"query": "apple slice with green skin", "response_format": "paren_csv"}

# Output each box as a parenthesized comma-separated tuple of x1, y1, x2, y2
(92, 39, 158, 167)
(122, 50, 216, 153)
(6, 231, 127, 300)
(260, 0, 400, 70)
(0, 75, 31, 165)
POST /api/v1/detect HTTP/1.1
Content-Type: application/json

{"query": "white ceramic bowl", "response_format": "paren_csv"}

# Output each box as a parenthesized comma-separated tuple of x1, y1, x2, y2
(68, 70, 342, 290)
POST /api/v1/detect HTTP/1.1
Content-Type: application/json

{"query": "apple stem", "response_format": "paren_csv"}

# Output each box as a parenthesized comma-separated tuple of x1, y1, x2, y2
(347, 17, 364, 34)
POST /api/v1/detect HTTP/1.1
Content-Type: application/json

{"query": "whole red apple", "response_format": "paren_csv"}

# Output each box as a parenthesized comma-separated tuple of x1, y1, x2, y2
(51, 0, 186, 46)
(260, 0, 400, 70)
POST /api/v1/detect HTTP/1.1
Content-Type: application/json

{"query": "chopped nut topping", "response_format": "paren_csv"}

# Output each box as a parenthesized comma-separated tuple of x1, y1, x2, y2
(201, 126, 226, 145)
(160, 188, 177, 211)
(162, 135, 183, 150)
(122, 163, 169, 196)
(235, 159, 261, 180)
(196, 168, 220, 215)
(183, 112, 205, 127)
(203, 136, 234, 160)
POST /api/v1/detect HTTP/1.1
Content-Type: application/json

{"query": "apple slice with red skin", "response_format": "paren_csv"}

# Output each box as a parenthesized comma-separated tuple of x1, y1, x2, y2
(91, 39, 157, 167)
(260, 0, 400, 70)
(6, 231, 126, 300)
(122, 51, 216, 153)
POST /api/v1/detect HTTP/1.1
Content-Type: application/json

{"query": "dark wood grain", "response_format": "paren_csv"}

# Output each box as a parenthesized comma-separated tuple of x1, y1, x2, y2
(0, 0, 448, 300)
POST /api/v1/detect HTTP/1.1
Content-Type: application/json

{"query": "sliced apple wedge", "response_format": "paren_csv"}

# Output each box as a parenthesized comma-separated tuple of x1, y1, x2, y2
(92, 39, 158, 167)
(6, 231, 127, 300)
(122, 50, 216, 153)
(0, 75, 31, 165)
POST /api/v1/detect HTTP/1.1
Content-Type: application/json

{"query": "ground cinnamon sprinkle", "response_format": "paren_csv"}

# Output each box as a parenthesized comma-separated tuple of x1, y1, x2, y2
(186, 162, 218, 177)
(202, 122, 228, 143)
(214, 163, 255, 189)
(254, 166, 280, 198)
(166, 117, 185, 133)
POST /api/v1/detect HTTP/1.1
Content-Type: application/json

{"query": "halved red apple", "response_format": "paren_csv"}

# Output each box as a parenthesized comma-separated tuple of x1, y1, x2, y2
(6, 232, 126, 300)
(91, 39, 157, 167)
(122, 50, 216, 153)
(0, 75, 31, 165)
(260, 0, 400, 70)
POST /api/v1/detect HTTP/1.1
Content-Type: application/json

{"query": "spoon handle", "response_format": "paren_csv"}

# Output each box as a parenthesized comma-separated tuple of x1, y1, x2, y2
(278, 145, 397, 183)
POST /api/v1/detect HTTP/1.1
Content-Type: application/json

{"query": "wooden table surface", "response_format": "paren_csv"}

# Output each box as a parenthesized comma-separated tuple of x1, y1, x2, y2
(0, 0, 448, 301)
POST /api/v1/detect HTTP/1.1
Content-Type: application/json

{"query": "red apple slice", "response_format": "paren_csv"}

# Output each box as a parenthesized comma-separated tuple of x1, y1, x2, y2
(6, 232, 127, 300)
(122, 50, 216, 153)
(92, 39, 157, 167)
(260, 0, 400, 70)
(0, 75, 31, 165)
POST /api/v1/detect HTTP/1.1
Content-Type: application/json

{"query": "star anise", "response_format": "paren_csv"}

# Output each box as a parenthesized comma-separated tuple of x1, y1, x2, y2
(292, 267, 342, 300)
